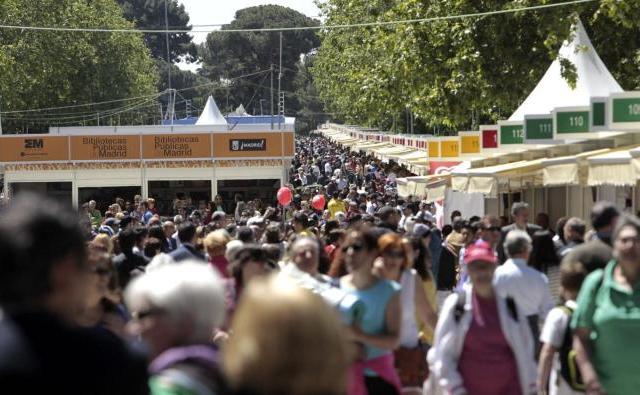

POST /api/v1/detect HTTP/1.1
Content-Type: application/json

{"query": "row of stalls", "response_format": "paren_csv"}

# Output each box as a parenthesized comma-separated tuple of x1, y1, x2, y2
(320, 20, 640, 226)
(0, 96, 295, 215)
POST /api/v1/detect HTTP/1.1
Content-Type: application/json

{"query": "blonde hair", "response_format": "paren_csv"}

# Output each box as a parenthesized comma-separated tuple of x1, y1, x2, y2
(204, 229, 232, 251)
(223, 275, 349, 395)
(92, 233, 114, 255)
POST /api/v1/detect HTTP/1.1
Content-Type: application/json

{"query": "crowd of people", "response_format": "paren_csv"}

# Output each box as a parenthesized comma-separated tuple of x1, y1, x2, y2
(0, 134, 639, 395)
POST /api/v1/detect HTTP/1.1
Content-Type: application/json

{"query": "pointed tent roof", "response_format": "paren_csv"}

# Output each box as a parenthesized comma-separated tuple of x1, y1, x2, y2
(228, 104, 251, 117)
(236, 104, 249, 116)
(196, 96, 228, 125)
(509, 19, 623, 121)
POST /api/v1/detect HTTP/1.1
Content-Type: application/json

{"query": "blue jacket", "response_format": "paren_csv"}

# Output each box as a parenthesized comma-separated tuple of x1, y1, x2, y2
(168, 244, 205, 262)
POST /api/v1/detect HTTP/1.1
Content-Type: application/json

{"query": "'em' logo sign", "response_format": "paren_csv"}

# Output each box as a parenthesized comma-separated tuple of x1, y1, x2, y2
(24, 139, 44, 149)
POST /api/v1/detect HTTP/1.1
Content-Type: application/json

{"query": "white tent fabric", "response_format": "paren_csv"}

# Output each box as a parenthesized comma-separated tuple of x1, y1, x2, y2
(235, 104, 249, 116)
(196, 96, 228, 125)
(509, 19, 623, 121)
(228, 104, 251, 117)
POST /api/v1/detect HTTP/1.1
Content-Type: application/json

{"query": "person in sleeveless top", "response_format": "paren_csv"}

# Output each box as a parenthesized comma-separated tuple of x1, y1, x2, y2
(373, 233, 437, 394)
(339, 227, 402, 395)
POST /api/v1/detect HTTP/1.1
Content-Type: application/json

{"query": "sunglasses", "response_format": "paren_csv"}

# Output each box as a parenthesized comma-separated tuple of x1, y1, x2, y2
(383, 250, 405, 258)
(341, 242, 365, 253)
(132, 307, 166, 321)
(93, 266, 111, 276)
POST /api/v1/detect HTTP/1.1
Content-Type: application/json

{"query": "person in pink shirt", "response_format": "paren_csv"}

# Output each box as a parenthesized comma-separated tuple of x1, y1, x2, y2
(428, 241, 537, 395)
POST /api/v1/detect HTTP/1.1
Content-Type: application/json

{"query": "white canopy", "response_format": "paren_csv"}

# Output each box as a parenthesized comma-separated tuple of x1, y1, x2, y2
(509, 19, 623, 121)
(228, 104, 251, 117)
(196, 96, 228, 125)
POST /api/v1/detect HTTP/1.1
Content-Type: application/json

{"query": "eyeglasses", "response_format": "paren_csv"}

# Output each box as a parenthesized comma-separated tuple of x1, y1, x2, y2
(131, 307, 166, 321)
(93, 266, 111, 276)
(383, 250, 405, 258)
(341, 242, 365, 253)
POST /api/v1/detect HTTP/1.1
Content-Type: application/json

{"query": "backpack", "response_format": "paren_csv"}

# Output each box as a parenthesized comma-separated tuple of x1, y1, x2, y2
(557, 305, 585, 392)
(556, 273, 604, 392)
(453, 291, 518, 323)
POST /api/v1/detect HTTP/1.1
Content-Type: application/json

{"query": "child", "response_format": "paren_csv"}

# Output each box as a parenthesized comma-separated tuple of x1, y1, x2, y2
(538, 260, 587, 395)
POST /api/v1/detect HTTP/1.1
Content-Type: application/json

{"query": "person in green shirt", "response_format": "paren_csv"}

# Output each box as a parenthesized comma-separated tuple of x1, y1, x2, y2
(572, 213, 640, 395)
(88, 200, 102, 229)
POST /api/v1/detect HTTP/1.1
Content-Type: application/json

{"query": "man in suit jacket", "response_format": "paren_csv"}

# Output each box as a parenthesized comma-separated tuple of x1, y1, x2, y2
(169, 221, 205, 262)
(162, 221, 178, 252)
(497, 201, 541, 264)
(563, 201, 619, 273)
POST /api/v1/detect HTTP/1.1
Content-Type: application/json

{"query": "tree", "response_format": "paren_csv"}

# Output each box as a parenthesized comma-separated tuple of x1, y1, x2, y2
(0, 0, 159, 132)
(199, 5, 320, 116)
(116, 0, 196, 62)
(312, 0, 640, 131)
(292, 54, 329, 134)
(156, 61, 213, 119)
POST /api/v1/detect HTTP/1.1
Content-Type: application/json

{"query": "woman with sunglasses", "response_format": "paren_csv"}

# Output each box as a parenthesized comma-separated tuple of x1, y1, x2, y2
(77, 243, 128, 338)
(373, 233, 437, 395)
(339, 227, 402, 395)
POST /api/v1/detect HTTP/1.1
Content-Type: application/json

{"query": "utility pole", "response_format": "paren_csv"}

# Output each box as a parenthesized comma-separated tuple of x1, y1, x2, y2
(277, 32, 283, 130)
(270, 63, 274, 130)
(164, 0, 174, 125)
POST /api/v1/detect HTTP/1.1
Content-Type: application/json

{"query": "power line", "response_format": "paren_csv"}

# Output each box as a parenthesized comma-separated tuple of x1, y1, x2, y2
(0, 0, 597, 34)
(0, 92, 163, 115)
(165, 16, 322, 29)
(1, 69, 271, 116)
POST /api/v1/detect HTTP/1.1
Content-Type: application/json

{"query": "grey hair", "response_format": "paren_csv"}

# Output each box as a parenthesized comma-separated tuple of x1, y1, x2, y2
(612, 213, 640, 243)
(504, 229, 532, 258)
(125, 261, 225, 343)
(511, 201, 529, 217)
(291, 237, 320, 255)
(566, 217, 586, 237)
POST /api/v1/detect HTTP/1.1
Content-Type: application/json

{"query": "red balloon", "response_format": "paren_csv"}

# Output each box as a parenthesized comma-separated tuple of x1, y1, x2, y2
(312, 194, 326, 211)
(277, 187, 293, 206)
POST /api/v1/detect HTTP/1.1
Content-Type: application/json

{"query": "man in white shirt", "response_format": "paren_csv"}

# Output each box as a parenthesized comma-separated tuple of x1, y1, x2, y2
(494, 229, 554, 356)
(324, 161, 332, 175)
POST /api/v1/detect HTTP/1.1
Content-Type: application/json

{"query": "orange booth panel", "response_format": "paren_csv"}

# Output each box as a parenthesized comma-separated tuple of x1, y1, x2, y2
(0, 136, 69, 162)
(71, 135, 141, 161)
(213, 132, 294, 158)
(142, 134, 212, 159)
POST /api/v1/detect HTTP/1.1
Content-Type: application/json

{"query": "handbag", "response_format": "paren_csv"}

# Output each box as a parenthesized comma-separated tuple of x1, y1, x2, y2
(394, 344, 428, 387)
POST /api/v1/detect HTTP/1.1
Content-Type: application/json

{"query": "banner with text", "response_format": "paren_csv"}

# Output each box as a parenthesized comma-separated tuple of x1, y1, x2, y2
(71, 135, 140, 161)
(0, 136, 69, 162)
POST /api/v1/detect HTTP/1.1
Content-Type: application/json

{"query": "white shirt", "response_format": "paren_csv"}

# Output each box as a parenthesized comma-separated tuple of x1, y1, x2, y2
(494, 258, 554, 318)
(366, 201, 376, 215)
(540, 300, 582, 395)
(324, 162, 332, 174)
(399, 269, 419, 347)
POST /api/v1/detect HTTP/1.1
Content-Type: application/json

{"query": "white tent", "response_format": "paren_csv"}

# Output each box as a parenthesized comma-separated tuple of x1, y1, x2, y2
(196, 96, 228, 125)
(228, 104, 251, 117)
(509, 19, 623, 121)
(235, 104, 249, 116)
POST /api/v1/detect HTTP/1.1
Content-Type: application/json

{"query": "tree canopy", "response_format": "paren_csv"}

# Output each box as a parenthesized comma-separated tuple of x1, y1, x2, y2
(199, 5, 320, 114)
(116, 0, 196, 62)
(0, 0, 159, 132)
(312, 0, 640, 132)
